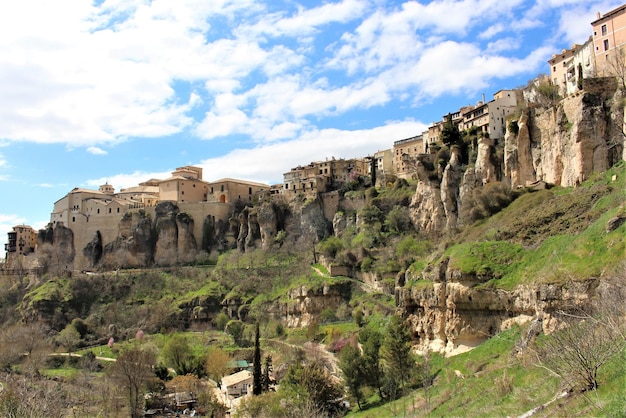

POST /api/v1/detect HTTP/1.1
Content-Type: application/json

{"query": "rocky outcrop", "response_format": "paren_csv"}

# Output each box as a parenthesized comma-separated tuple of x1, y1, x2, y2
(285, 281, 352, 327)
(103, 210, 155, 267)
(82, 231, 103, 267)
(409, 156, 447, 235)
(411, 82, 624, 237)
(507, 87, 623, 188)
(400, 260, 621, 356)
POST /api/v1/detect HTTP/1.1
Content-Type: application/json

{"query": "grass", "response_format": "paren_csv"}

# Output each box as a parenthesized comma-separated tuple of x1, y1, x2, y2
(346, 325, 624, 417)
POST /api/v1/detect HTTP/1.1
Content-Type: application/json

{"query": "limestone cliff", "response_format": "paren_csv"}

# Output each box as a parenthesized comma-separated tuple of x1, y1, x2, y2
(400, 258, 622, 355)
(410, 83, 624, 237)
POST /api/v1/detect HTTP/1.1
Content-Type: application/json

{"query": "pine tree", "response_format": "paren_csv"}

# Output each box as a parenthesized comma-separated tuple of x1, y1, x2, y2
(338, 343, 365, 409)
(253, 322, 262, 395)
(381, 315, 413, 397)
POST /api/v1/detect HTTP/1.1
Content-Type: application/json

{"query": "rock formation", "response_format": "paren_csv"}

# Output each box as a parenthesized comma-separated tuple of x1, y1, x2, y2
(400, 258, 622, 355)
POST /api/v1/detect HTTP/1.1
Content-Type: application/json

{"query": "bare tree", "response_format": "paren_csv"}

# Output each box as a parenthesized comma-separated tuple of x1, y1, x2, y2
(601, 46, 626, 91)
(535, 306, 625, 393)
(107, 345, 157, 418)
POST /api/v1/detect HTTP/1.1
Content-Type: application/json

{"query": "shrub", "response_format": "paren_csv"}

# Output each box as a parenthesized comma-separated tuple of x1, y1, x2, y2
(460, 182, 517, 224)
(318, 236, 344, 258)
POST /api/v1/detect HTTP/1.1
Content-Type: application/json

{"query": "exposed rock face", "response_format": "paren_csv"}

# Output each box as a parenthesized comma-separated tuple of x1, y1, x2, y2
(400, 259, 620, 355)
(409, 157, 444, 235)
(37, 223, 76, 272)
(411, 84, 624, 237)
(257, 202, 279, 249)
(83, 231, 103, 267)
(103, 210, 155, 267)
(154, 201, 180, 264)
(507, 89, 623, 188)
(176, 212, 197, 263)
(285, 281, 352, 327)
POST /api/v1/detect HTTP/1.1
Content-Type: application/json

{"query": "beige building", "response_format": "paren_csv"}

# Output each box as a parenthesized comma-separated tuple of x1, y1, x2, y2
(158, 166, 210, 203)
(282, 157, 370, 198)
(458, 90, 521, 139)
(5, 225, 37, 258)
(424, 121, 444, 151)
(373, 149, 393, 181)
(48, 165, 270, 269)
(548, 38, 596, 96)
(393, 135, 424, 178)
(591, 4, 626, 76)
(207, 178, 270, 204)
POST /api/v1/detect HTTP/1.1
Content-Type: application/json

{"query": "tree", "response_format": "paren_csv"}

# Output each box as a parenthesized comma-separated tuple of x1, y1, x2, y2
(253, 322, 262, 395)
(205, 347, 231, 385)
(381, 315, 414, 398)
(282, 360, 344, 417)
(108, 345, 157, 418)
(0, 322, 52, 375)
(338, 343, 366, 409)
(385, 205, 413, 234)
(359, 325, 384, 399)
(162, 334, 198, 376)
(56, 323, 81, 354)
(536, 310, 625, 392)
(261, 355, 273, 392)
(440, 113, 462, 147)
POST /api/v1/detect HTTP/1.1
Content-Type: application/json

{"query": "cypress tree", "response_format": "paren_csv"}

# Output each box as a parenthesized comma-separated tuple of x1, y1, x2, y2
(253, 322, 262, 395)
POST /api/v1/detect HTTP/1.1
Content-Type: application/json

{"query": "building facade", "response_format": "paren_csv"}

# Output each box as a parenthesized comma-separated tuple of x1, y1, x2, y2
(4, 225, 37, 260)
(548, 39, 596, 96)
(591, 4, 626, 76)
(393, 135, 424, 178)
(282, 157, 370, 198)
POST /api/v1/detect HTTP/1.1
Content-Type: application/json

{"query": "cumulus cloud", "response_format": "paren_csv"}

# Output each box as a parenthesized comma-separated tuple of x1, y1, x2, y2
(87, 146, 108, 155)
(0, 0, 615, 151)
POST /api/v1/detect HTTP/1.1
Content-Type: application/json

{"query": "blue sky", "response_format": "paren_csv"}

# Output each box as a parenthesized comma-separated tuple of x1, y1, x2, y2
(0, 0, 622, 254)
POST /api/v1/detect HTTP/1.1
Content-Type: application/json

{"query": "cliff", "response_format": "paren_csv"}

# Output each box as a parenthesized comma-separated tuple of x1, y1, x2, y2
(410, 83, 624, 237)
(400, 258, 623, 355)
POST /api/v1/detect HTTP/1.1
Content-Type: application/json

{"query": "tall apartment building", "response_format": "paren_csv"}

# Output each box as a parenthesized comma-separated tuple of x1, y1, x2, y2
(591, 4, 626, 76)
(373, 149, 393, 182)
(4, 225, 37, 260)
(393, 135, 424, 179)
(548, 38, 595, 96)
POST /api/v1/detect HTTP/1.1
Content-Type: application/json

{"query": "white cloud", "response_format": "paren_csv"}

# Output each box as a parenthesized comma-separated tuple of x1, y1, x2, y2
(197, 120, 428, 183)
(86, 169, 173, 191)
(87, 146, 108, 155)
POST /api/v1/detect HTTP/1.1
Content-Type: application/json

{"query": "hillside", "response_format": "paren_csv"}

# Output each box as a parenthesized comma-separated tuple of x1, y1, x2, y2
(1, 82, 625, 416)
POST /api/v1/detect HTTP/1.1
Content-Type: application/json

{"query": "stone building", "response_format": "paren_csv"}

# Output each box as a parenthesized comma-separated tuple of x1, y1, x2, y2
(4, 225, 37, 261)
(393, 135, 424, 178)
(207, 178, 270, 204)
(282, 157, 370, 198)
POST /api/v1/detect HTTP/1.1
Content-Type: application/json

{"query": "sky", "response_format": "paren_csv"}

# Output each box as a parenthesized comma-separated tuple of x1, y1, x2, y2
(0, 0, 623, 255)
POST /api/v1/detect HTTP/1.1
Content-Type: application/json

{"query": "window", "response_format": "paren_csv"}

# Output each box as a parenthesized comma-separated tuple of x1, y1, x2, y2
(117, 208, 120, 213)
(108, 208, 112, 213)
(601, 24, 607, 36)
(604, 39, 609, 51)
(249, 187, 252, 195)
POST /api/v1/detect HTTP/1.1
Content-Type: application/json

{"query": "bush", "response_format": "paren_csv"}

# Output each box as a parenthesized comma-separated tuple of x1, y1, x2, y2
(385, 206, 413, 234)
(460, 182, 517, 224)
(318, 236, 344, 258)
